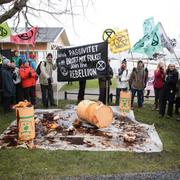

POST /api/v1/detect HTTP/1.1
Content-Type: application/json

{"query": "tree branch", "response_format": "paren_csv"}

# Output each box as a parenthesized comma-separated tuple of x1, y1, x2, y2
(0, 0, 13, 5)
(0, 0, 28, 23)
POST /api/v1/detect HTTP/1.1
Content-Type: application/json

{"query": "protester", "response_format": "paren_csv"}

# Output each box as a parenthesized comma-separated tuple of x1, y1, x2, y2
(115, 59, 129, 105)
(19, 59, 36, 105)
(159, 64, 179, 118)
(29, 53, 37, 71)
(129, 60, 148, 109)
(13, 64, 23, 103)
(39, 53, 57, 107)
(153, 62, 166, 110)
(1, 59, 16, 113)
(77, 80, 86, 104)
(98, 60, 113, 104)
(12, 50, 21, 67)
(175, 77, 180, 120)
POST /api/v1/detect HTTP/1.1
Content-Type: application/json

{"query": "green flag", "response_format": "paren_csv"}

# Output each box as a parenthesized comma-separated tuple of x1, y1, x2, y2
(143, 17, 154, 35)
(131, 23, 162, 57)
(0, 22, 11, 39)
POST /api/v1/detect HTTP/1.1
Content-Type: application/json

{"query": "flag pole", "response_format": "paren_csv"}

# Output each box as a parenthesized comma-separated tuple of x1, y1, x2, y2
(173, 51, 180, 67)
(130, 51, 135, 67)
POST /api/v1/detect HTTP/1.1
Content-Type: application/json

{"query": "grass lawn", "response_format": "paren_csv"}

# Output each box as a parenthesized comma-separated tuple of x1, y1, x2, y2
(60, 78, 116, 91)
(0, 100, 180, 179)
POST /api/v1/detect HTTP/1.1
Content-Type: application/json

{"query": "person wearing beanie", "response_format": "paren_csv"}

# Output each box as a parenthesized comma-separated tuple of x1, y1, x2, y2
(39, 53, 57, 107)
(159, 63, 179, 118)
(1, 59, 15, 113)
(115, 59, 129, 105)
(129, 60, 148, 109)
(19, 60, 36, 105)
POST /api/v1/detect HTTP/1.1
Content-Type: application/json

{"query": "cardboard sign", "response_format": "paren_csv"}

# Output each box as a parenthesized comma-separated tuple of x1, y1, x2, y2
(57, 42, 108, 81)
(109, 29, 131, 54)
(119, 91, 131, 113)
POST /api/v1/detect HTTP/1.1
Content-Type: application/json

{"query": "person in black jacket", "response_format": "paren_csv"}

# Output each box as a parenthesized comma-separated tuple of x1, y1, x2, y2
(1, 59, 16, 113)
(98, 60, 113, 104)
(77, 80, 86, 104)
(159, 64, 179, 117)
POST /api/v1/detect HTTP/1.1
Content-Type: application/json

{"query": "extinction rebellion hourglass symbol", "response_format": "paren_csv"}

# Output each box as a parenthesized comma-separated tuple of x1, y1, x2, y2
(0, 27, 8, 37)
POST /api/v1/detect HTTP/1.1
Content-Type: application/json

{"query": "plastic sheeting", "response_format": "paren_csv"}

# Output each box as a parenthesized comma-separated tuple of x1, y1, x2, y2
(0, 106, 163, 152)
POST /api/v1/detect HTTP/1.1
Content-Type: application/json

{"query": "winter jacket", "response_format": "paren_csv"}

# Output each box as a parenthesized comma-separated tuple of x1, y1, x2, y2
(12, 56, 21, 67)
(28, 58, 36, 71)
(164, 69, 179, 91)
(116, 68, 129, 89)
(129, 67, 148, 90)
(19, 65, 36, 88)
(1, 65, 15, 97)
(153, 69, 165, 89)
(161, 69, 179, 102)
(176, 79, 180, 98)
(39, 61, 57, 85)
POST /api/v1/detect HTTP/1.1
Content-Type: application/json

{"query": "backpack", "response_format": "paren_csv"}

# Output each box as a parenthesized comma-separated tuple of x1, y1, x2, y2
(36, 61, 46, 76)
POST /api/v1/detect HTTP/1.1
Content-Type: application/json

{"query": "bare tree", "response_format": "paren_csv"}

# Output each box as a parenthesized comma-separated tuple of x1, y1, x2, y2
(0, 0, 93, 28)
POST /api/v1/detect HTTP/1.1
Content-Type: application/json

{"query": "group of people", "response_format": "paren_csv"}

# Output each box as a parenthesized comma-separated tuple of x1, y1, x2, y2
(0, 51, 57, 113)
(0, 51, 180, 119)
(114, 59, 180, 119)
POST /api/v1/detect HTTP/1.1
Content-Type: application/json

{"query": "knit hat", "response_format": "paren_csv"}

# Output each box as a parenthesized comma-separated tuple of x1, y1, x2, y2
(3, 58, 10, 65)
(122, 59, 127, 64)
(29, 53, 36, 59)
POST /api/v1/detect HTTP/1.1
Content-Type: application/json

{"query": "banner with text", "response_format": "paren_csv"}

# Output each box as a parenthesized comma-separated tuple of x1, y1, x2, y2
(57, 42, 108, 82)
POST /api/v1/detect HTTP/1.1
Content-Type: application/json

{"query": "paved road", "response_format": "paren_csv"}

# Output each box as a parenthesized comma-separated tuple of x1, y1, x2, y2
(60, 170, 180, 180)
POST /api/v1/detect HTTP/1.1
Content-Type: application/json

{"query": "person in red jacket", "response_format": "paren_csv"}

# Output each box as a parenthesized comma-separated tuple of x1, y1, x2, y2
(19, 59, 36, 105)
(153, 62, 166, 110)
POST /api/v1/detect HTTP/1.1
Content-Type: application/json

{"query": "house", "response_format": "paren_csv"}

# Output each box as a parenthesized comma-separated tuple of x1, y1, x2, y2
(0, 27, 70, 59)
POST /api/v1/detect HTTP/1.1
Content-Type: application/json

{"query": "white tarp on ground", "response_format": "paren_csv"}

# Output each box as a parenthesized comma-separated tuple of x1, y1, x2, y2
(0, 106, 163, 152)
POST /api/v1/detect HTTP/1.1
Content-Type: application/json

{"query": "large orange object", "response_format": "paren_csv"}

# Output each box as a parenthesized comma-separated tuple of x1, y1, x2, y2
(76, 100, 113, 128)
(16, 106, 35, 141)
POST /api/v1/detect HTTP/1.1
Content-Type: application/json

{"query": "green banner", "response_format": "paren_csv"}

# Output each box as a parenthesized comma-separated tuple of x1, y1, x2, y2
(0, 22, 11, 40)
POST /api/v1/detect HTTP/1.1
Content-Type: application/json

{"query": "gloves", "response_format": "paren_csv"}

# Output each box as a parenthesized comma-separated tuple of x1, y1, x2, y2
(47, 77, 52, 84)
(28, 71, 32, 77)
(12, 73, 17, 80)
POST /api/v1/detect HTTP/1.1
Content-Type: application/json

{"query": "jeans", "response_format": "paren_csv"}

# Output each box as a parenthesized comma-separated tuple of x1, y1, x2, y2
(40, 84, 54, 107)
(131, 88, 144, 107)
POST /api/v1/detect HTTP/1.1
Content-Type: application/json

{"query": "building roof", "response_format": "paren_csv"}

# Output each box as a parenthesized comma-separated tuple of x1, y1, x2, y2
(1, 27, 67, 43)
(36, 27, 64, 42)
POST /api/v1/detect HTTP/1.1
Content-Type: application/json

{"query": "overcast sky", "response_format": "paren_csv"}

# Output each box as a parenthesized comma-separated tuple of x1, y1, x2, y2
(9, 0, 180, 46)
